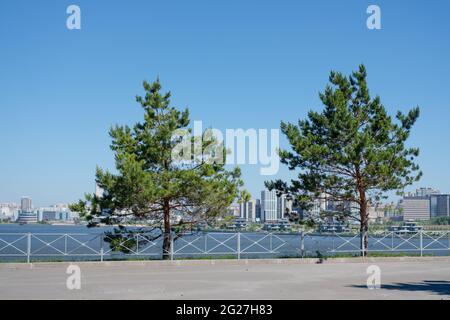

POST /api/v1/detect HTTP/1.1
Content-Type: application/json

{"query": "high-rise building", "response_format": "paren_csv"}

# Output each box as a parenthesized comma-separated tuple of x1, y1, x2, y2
(255, 199, 261, 221)
(17, 197, 37, 223)
(239, 199, 256, 222)
(261, 190, 277, 222)
(21, 197, 32, 212)
(402, 196, 431, 221)
(430, 195, 450, 217)
(277, 194, 286, 219)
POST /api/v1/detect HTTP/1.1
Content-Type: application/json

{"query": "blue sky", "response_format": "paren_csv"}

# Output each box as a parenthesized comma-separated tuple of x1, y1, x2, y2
(1, 0, 449, 206)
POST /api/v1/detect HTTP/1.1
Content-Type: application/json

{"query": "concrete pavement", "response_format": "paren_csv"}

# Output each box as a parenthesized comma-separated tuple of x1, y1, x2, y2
(0, 257, 449, 299)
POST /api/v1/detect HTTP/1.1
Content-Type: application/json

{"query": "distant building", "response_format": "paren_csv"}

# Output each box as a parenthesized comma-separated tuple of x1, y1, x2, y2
(277, 195, 292, 220)
(400, 188, 448, 221)
(402, 196, 431, 221)
(21, 197, 32, 212)
(413, 187, 440, 197)
(17, 211, 38, 224)
(239, 199, 256, 222)
(38, 205, 72, 222)
(255, 199, 261, 221)
(0, 203, 19, 219)
(261, 190, 277, 222)
(226, 203, 240, 217)
(430, 194, 450, 217)
(18, 197, 37, 223)
(368, 204, 385, 222)
(383, 202, 403, 221)
(277, 194, 285, 220)
(0, 208, 6, 220)
(304, 194, 327, 220)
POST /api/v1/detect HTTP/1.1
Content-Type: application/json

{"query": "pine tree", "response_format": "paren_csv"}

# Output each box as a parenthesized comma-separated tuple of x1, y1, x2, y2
(72, 79, 242, 259)
(266, 65, 421, 256)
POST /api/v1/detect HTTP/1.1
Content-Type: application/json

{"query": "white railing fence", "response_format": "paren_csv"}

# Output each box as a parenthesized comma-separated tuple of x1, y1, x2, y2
(0, 230, 449, 263)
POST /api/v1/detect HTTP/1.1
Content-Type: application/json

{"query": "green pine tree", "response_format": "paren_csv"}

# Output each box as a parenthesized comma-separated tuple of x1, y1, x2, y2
(266, 65, 422, 256)
(72, 79, 242, 259)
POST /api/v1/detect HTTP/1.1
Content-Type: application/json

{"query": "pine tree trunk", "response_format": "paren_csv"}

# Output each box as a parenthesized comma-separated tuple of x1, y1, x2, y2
(162, 198, 171, 260)
(360, 218, 369, 257)
(359, 203, 369, 257)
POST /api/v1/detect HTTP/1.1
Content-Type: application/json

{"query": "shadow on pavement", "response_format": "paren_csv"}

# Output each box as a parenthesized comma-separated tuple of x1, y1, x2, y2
(351, 280, 450, 296)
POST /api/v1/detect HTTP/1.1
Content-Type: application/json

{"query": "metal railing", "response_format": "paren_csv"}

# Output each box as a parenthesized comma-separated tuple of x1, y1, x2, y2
(301, 230, 450, 257)
(0, 230, 449, 263)
(171, 232, 303, 259)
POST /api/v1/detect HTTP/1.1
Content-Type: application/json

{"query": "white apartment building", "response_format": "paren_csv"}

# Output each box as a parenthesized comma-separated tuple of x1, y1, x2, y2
(277, 194, 286, 219)
(261, 190, 277, 222)
(239, 199, 256, 222)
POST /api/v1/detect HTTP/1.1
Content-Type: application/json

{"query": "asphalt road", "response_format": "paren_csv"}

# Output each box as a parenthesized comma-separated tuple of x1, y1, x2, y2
(1, 258, 449, 300)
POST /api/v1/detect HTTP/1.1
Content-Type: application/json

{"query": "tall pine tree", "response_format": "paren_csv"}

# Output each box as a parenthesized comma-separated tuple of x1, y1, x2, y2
(73, 79, 242, 259)
(266, 65, 421, 256)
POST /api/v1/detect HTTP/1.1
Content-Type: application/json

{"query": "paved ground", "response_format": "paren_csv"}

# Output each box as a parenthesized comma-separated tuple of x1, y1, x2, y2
(0, 258, 449, 299)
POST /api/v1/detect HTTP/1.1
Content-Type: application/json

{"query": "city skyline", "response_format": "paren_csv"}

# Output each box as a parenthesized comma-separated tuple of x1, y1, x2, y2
(3, 185, 448, 223)
(2, 1, 450, 207)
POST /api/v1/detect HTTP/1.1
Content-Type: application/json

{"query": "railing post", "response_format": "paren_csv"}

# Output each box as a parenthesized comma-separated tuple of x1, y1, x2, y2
(269, 232, 273, 253)
(27, 233, 31, 264)
(170, 233, 174, 261)
(136, 234, 139, 254)
(300, 231, 305, 258)
(100, 234, 104, 262)
(391, 231, 394, 251)
(64, 234, 68, 256)
(237, 232, 241, 260)
(332, 231, 335, 253)
(361, 230, 364, 257)
(420, 229, 423, 257)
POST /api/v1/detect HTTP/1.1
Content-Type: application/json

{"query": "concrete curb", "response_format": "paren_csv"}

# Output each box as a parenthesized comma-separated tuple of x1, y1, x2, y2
(1, 256, 449, 270)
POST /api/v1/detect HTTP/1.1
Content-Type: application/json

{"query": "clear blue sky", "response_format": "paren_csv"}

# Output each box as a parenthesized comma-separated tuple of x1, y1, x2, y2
(1, 0, 449, 207)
